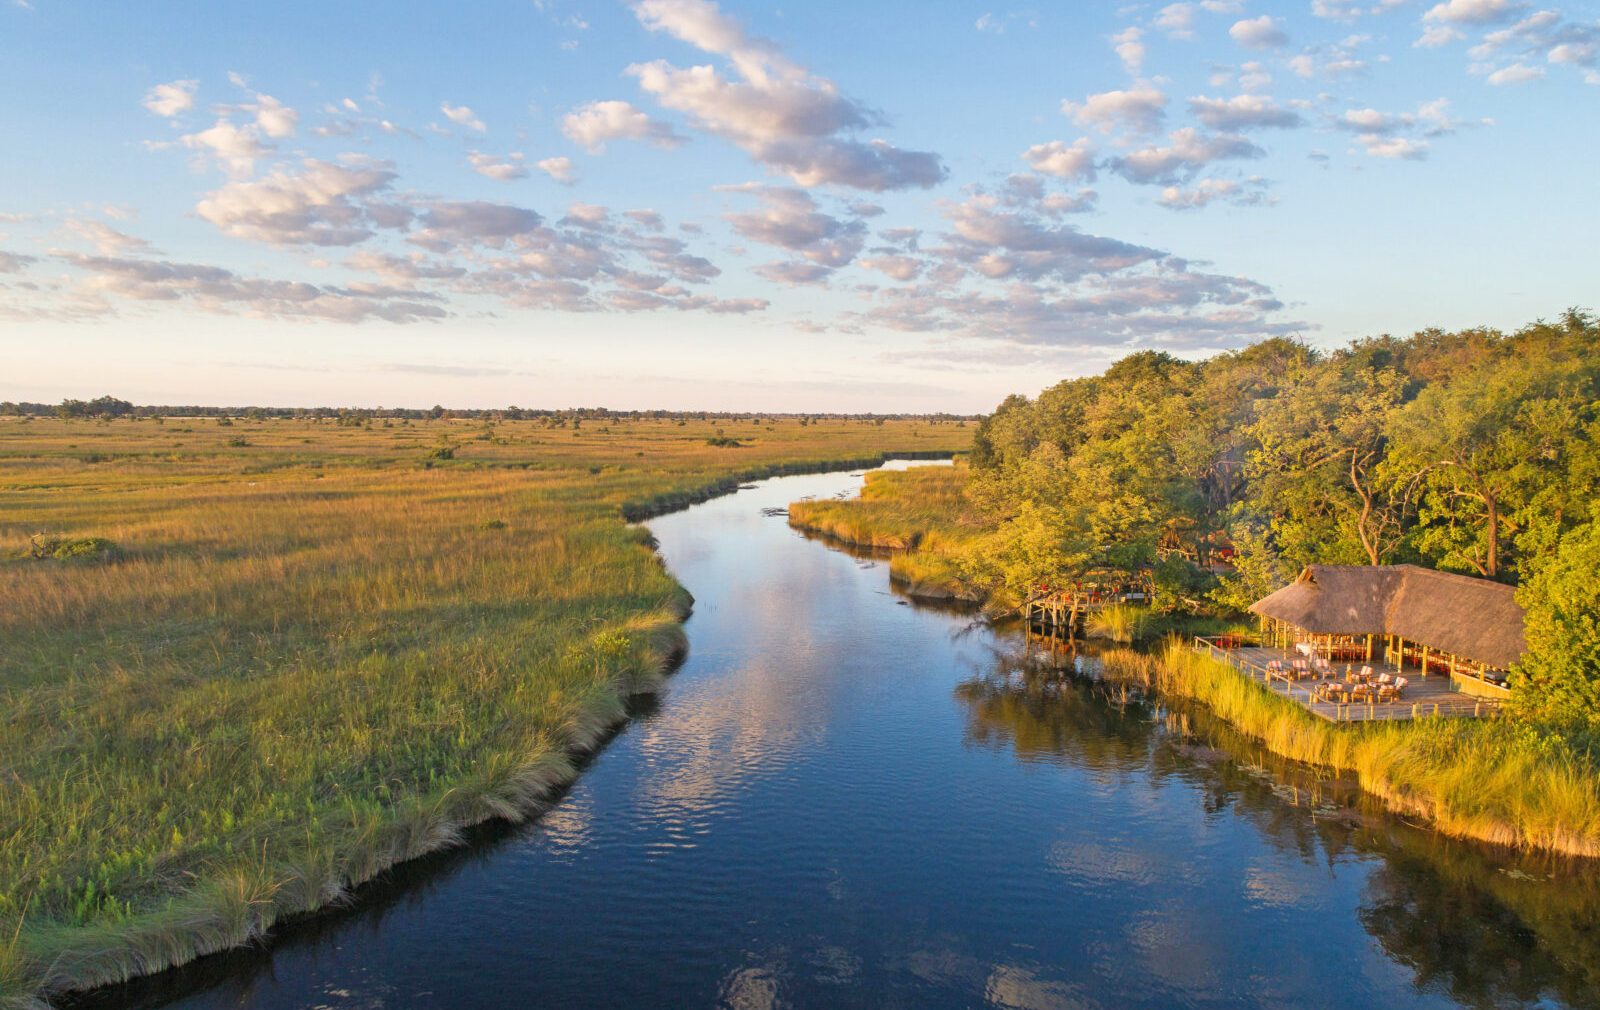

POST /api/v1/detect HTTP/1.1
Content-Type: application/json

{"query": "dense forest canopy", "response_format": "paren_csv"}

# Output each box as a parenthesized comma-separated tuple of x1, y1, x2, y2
(963, 310, 1600, 733)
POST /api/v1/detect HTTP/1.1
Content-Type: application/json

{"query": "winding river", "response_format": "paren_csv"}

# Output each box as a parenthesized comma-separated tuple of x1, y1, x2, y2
(83, 463, 1600, 1010)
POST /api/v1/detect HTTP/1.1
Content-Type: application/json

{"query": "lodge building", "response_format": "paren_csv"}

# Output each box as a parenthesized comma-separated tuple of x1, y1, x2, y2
(1248, 564, 1527, 700)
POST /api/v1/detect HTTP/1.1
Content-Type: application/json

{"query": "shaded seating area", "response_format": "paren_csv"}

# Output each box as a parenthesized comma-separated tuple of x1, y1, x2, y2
(1197, 638, 1495, 722)
(1248, 564, 1526, 703)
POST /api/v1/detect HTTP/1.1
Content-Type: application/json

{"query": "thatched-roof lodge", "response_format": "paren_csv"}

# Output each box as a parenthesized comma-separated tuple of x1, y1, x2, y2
(1249, 564, 1527, 699)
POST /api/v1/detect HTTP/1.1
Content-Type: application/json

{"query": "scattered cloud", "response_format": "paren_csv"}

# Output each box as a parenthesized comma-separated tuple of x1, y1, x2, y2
(624, 0, 945, 190)
(561, 99, 685, 153)
(1423, 0, 1526, 25)
(536, 156, 579, 184)
(1108, 127, 1264, 184)
(440, 101, 487, 132)
(1021, 138, 1098, 181)
(142, 79, 197, 117)
(196, 159, 401, 245)
(1229, 15, 1289, 49)
(468, 151, 530, 181)
(1187, 93, 1303, 129)
(1062, 86, 1169, 134)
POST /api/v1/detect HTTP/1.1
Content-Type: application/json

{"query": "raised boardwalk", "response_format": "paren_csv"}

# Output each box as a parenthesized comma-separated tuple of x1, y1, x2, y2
(1192, 637, 1500, 723)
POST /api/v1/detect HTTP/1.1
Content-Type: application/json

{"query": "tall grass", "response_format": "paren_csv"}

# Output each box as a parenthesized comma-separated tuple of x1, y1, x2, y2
(0, 415, 969, 1005)
(1084, 603, 1149, 644)
(787, 464, 983, 600)
(1101, 640, 1600, 857)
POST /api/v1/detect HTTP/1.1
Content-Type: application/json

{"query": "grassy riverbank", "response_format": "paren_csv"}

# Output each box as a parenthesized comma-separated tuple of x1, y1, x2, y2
(0, 414, 968, 1008)
(786, 463, 985, 602)
(1102, 642, 1600, 857)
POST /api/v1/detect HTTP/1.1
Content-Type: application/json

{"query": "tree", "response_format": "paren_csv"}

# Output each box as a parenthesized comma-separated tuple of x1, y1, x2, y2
(1386, 330, 1597, 580)
(1243, 356, 1411, 568)
(1509, 506, 1600, 737)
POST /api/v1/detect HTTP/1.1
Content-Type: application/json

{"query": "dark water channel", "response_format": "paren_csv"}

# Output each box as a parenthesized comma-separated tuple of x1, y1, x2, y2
(86, 463, 1600, 1010)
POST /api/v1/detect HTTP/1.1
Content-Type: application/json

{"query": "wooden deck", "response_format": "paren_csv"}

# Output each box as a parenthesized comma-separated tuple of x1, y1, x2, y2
(1193, 638, 1501, 722)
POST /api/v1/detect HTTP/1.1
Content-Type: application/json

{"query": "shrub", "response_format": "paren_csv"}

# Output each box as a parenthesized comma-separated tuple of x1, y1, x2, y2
(479, 519, 507, 530)
(705, 437, 743, 448)
(428, 446, 455, 460)
(28, 535, 119, 561)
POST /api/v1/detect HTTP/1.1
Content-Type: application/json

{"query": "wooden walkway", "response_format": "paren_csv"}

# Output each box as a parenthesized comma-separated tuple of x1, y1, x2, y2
(1193, 638, 1500, 723)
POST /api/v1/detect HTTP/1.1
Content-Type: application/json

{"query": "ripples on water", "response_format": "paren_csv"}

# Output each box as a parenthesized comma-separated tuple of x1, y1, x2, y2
(80, 464, 1600, 1010)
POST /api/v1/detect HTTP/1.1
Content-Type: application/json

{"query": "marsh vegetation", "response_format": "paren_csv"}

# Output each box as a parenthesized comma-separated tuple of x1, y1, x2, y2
(0, 413, 966, 1006)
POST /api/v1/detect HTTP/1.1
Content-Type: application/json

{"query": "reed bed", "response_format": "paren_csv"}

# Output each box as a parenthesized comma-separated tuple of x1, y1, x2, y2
(1099, 640, 1600, 858)
(786, 464, 984, 600)
(0, 414, 968, 1006)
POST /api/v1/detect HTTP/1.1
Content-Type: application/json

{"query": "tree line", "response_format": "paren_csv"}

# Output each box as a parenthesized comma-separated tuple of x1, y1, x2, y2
(963, 309, 1600, 733)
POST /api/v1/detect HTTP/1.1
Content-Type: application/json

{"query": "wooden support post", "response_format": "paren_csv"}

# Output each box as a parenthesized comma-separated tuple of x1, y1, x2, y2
(1365, 633, 1374, 661)
(1395, 636, 1404, 672)
(1421, 645, 1430, 678)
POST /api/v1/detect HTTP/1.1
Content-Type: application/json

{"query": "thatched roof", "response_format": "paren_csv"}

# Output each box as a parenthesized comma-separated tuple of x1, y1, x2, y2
(1249, 564, 1527, 669)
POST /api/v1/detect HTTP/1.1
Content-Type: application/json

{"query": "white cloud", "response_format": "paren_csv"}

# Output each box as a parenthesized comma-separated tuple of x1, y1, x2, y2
(196, 159, 401, 245)
(1229, 15, 1289, 49)
(1112, 27, 1145, 74)
(1155, 4, 1196, 39)
(177, 119, 272, 178)
(248, 94, 299, 139)
(1415, 24, 1464, 45)
(536, 156, 579, 184)
(1108, 127, 1264, 184)
(1423, 0, 1525, 25)
(1486, 61, 1545, 83)
(468, 151, 530, 181)
(561, 99, 684, 153)
(624, 0, 945, 190)
(1021, 138, 1098, 181)
(1312, 0, 1407, 19)
(440, 102, 487, 132)
(858, 254, 923, 281)
(721, 184, 866, 274)
(1156, 177, 1269, 209)
(1062, 86, 1168, 134)
(65, 219, 152, 255)
(60, 252, 447, 323)
(1187, 94, 1303, 129)
(142, 79, 197, 117)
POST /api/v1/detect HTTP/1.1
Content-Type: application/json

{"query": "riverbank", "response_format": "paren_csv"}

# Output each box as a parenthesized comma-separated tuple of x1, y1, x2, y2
(1100, 642, 1600, 858)
(785, 463, 988, 604)
(0, 417, 968, 1009)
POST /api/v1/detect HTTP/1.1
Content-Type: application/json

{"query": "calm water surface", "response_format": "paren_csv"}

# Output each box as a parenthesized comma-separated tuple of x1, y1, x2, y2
(89, 464, 1600, 1010)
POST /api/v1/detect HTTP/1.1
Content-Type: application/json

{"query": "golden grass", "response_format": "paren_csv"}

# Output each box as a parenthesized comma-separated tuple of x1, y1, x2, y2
(0, 414, 969, 1004)
(1101, 640, 1600, 857)
(786, 463, 983, 600)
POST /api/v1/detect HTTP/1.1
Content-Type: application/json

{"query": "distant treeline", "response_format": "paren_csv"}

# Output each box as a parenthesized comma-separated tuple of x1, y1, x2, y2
(1, 396, 976, 425)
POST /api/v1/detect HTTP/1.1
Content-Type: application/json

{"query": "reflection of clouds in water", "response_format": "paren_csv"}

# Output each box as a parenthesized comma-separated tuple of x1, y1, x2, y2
(984, 964, 1098, 1010)
(632, 656, 823, 847)
(1047, 840, 1157, 887)
(1243, 861, 1319, 910)
(530, 791, 593, 862)
(718, 964, 783, 1010)
(1124, 909, 1224, 997)
(806, 944, 861, 985)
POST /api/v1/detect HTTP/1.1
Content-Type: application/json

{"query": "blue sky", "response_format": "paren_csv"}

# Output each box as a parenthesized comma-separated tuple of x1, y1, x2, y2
(1, 0, 1595, 411)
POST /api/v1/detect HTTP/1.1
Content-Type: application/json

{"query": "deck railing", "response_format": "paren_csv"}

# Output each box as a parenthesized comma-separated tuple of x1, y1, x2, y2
(1191, 636, 1496, 723)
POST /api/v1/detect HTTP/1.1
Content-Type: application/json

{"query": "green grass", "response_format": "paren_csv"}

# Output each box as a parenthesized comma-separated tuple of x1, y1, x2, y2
(0, 414, 969, 1006)
(786, 463, 984, 600)
(1100, 640, 1600, 857)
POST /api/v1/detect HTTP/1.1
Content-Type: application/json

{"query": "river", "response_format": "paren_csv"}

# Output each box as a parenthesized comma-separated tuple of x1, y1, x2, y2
(83, 463, 1600, 1010)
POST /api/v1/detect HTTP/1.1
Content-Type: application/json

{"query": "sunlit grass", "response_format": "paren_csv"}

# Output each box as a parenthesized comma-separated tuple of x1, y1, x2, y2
(0, 413, 969, 1003)
(1100, 640, 1600, 857)
(787, 463, 983, 600)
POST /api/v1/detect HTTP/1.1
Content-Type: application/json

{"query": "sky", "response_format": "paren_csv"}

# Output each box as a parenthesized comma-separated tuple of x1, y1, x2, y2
(1, 0, 1596, 412)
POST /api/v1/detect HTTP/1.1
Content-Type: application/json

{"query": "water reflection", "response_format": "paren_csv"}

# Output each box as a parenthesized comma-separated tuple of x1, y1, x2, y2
(950, 639, 1600, 1009)
(77, 465, 1600, 1010)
